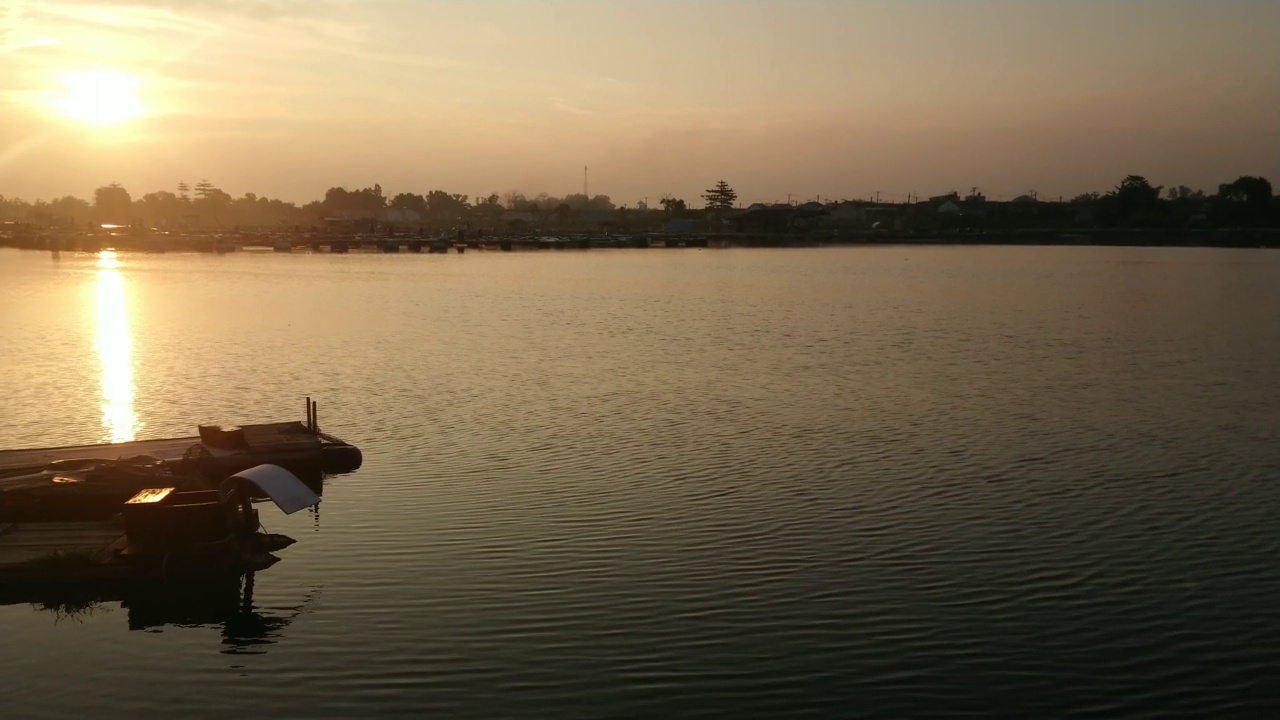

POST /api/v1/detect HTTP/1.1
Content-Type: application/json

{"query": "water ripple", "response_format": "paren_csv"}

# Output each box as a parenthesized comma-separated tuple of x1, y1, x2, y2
(2, 247, 1280, 718)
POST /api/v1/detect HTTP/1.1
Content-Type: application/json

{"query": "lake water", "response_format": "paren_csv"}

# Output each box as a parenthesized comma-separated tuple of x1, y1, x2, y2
(2, 245, 1279, 718)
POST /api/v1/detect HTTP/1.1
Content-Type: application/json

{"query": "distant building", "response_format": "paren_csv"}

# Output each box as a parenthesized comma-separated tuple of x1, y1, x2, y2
(730, 203, 828, 233)
(826, 202, 867, 225)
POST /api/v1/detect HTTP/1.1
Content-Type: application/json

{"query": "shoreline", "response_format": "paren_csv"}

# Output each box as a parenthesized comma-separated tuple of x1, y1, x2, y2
(2, 228, 1278, 254)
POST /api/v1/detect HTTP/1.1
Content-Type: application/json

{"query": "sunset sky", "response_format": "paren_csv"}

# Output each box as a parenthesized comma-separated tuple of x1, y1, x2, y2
(3, 0, 1277, 205)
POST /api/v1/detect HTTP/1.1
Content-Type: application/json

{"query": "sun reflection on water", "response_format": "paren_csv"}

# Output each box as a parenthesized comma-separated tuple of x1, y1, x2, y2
(95, 251, 137, 442)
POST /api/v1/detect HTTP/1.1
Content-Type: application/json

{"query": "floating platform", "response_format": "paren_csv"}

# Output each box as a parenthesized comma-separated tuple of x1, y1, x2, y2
(0, 421, 361, 479)
(0, 400, 361, 522)
(0, 464, 317, 585)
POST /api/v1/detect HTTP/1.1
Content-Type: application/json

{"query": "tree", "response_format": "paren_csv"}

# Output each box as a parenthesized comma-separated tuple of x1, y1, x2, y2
(1217, 176, 1272, 209)
(1215, 176, 1273, 224)
(553, 203, 573, 224)
(389, 193, 429, 220)
(503, 191, 528, 210)
(194, 179, 216, 200)
(93, 183, 133, 225)
(138, 191, 182, 226)
(701, 180, 737, 210)
(425, 190, 469, 225)
(44, 196, 91, 226)
(1109, 175, 1162, 220)
(660, 196, 688, 215)
(472, 193, 504, 222)
(323, 185, 386, 219)
(0, 195, 33, 222)
(1167, 185, 1203, 199)
(192, 181, 233, 224)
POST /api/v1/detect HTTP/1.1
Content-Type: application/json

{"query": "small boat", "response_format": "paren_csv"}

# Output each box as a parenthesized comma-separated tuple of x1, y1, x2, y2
(0, 464, 319, 585)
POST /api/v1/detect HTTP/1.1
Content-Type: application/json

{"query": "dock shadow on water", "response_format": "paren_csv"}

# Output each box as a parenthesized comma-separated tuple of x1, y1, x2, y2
(9, 572, 318, 654)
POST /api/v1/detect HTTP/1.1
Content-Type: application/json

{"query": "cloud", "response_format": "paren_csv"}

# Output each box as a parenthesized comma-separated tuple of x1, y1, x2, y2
(0, 35, 58, 54)
(34, 0, 351, 21)
(33, 2, 222, 34)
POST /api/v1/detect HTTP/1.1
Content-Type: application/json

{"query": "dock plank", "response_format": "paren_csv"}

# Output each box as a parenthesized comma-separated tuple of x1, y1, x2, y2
(0, 521, 125, 565)
(0, 423, 321, 476)
(240, 422, 321, 452)
(0, 437, 202, 476)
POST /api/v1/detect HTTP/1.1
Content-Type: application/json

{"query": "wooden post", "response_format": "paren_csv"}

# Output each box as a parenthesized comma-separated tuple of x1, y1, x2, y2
(305, 396, 312, 430)
(312, 400, 319, 434)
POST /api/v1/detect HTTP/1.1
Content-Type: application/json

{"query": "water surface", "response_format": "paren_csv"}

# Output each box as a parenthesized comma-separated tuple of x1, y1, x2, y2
(2, 246, 1279, 718)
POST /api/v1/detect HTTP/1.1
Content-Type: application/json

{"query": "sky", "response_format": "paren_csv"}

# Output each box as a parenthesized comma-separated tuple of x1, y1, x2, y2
(2, 0, 1278, 205)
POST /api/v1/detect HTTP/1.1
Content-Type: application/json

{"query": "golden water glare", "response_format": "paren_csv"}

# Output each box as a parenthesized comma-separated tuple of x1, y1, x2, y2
(95, 251, 137, 442)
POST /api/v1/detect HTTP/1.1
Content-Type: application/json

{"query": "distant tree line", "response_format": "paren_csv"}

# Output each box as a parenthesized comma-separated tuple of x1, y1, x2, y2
(0, 174, 1274, 231)
(0, 180, 631, 230)
(1061, 175, 1275, 228)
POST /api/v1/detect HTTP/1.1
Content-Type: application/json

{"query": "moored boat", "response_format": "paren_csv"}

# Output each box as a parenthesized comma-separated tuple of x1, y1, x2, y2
(0, 464, 318, 585)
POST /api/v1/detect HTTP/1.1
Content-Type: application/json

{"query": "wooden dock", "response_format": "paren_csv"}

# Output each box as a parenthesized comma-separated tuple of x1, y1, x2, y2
(1, 464, 321, 585)
(0, 420, 361, 479)
(0, 437, 205, 476)
(0, 521, 124, 567)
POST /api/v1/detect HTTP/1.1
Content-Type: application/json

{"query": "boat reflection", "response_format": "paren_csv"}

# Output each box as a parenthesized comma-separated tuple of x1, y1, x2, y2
(94, 251, 137, 443)
(8, 573, 319, 654)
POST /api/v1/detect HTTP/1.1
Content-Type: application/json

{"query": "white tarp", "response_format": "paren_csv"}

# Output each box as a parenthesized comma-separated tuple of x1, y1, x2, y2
(228, 464, 320, 515)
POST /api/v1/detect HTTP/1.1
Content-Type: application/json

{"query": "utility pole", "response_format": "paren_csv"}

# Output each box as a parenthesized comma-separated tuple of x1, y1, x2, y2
(875, 190, 881, 203)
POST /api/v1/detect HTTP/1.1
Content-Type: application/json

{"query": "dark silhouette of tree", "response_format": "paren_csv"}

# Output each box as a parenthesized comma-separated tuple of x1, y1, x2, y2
(1167, 185, 1205, 201)
(322, 187, 350, 216)
(191, 181, 233, 225)
(1217, 176, 1272, 209)
(138, 191, 182, 226)
(93, 183, 133, 225)
(701, 181, 737, 210)
(323, 185, 386, 219)
(470, 193, 504, 222)
(503, 192, 613, 214)
(1113, 175, 1162, 203)
(221, 192, 303, 227)
(5, 170, 1274, 242)
(425, 190, 469, 225)
(389, 193, 429, 220)
(40, 196, 91, 227)
(1214, 176, 1273, 225)
(1107, 175, 1163, 223)
(0, 195, 31, 222)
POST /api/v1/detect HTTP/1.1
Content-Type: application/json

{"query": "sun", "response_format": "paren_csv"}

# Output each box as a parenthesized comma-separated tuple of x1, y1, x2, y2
(53, 69, 145, 126)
